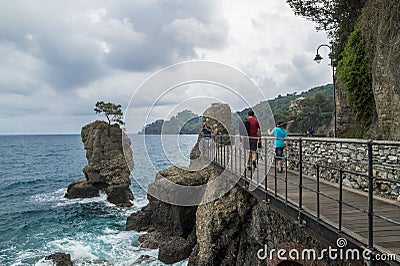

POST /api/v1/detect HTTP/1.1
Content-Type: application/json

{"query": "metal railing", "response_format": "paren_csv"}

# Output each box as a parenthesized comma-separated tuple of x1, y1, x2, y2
(202, 134, 400, 257)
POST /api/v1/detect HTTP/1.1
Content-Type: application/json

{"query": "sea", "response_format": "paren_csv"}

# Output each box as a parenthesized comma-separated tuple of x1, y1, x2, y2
(0, 134, 198, 266)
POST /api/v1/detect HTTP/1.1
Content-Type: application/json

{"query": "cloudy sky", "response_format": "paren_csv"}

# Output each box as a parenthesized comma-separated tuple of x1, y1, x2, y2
(0, 0, 331, 134)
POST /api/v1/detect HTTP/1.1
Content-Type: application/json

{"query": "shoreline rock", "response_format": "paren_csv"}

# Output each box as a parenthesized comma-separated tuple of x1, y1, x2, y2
(126, 165, 218, 264)
(65, 120, 134, 207)
(45, 253, 73, 266)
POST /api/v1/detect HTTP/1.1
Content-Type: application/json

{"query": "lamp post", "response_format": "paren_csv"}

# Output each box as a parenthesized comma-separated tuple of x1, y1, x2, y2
(314, 44, 337, 138)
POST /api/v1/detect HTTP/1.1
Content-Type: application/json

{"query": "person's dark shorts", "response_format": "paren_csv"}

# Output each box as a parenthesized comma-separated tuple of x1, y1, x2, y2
(275, 147, 285, 160)
(243, 139, 258, 151)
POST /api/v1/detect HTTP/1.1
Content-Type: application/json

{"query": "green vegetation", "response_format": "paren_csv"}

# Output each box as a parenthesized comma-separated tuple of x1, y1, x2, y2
(141, 119, 165, 135)
(286, 0, 377, 138)
(286, 92, 333, 133)
(340, 125, 365, 139)
(234, 84, 334, 134)
(141, 85, 334, 135)
(139, 110, 202, 135)
(337, 27, 374, 128)
(94, 101, 124, 136)
(286, 0, 367, 59)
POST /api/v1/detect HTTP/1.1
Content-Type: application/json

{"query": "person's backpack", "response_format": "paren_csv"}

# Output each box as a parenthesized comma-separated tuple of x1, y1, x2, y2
(239, 118, 251, 136)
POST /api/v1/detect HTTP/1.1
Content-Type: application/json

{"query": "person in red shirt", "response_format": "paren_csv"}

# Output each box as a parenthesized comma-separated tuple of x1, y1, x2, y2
(244, 109, 261, 169)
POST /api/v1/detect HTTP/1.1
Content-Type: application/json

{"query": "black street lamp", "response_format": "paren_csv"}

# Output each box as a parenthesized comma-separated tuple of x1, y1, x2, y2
(314, 44, 337, 137)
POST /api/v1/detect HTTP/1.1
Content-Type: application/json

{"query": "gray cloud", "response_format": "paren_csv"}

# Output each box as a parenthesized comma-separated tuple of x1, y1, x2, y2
(0, 0, 228, 93)
(0, 0, 330, 134)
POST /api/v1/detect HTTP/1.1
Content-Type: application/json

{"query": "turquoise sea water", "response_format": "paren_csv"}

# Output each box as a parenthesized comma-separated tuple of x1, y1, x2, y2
(0, 134, 198, 265)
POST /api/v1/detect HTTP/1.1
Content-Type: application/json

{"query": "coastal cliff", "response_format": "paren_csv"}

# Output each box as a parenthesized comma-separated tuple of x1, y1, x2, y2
(336, 0, 400, 140)
(126, 165, 220, 264)
(65, 120, 134, 207)
(126, 103, 233, 264)
(362, 0, 400, 140)
(126, 103, 353, 265)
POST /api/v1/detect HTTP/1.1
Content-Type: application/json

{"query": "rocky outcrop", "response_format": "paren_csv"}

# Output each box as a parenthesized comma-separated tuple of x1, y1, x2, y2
(190, 190, 349, 265)
(126, 165, 220, 264)
(45, 253, 73, 266)
(335, 80, 362, 137)
(126, 103, 234, 264)
(189, 179, 256, 265)
(65, 120, 134, 207)
(337, 0, 400, 140)
(362, 0, 400, 140)
(190, 103, 234, 162)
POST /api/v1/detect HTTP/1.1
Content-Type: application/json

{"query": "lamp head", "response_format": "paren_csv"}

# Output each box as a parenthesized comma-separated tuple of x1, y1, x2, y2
(314, 54, 323, 64)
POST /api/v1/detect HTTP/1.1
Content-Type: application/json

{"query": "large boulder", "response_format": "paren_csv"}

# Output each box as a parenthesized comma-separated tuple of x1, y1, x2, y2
(65, 120, 134, 207)
(188, 177, 256, 265)
(45, 253, 73, 266)
(126, 165, 219, 264)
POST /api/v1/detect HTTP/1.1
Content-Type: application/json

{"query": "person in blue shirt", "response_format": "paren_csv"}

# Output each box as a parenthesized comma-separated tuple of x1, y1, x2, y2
(268, 121, 288, 173)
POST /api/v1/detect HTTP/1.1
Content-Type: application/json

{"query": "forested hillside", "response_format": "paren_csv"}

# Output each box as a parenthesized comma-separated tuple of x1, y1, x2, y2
(287, 0, 400, 140)
(139, 110, 202, 134)
(141, 84, 333, 135)
(234, 84, 333, 135)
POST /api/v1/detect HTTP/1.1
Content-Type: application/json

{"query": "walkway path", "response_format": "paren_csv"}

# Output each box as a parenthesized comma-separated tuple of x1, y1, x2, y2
(209, 140, 400, 264)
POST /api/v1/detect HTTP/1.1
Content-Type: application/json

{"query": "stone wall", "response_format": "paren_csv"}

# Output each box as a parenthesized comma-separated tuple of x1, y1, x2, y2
(286, 137, 400, 200)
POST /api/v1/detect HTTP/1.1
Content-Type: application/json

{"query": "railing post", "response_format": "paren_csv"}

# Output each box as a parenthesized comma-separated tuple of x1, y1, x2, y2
(367, 140, 374, 251)
(221, 137, 223, 166)
(250, 140, 254, 184)
(219, 137, 222, 166)
(264, 138, 269, 203)
(250, 150, 253, 183)
(216, 136, 219, 164)
(264, 138, 267, 189)
(234, 137, 237, 175)
(339, 169, 343, 231)
(274, 151, 277, 199)
(256, 149, 259, 186)
(230, 138, 233, 171)
(239, 139, 242, 175)
(285, 148, 288, 204)
(244, 141, 248, 187)
(317, 164, 320, 220)
(285, 159, 288, 205)
(244, 143, 247, 178)
(213, 138, 216, 163)
(223, 137, 225, 167)
(217, 136, 220, 165)
(299, 138, 303, 212)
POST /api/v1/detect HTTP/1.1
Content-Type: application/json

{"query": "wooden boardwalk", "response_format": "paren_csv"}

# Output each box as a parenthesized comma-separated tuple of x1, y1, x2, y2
(212, 144, 400, 263)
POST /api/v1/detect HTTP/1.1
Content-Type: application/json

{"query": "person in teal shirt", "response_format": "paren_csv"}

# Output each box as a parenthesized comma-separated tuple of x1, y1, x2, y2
(268, 121, 288, 173)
